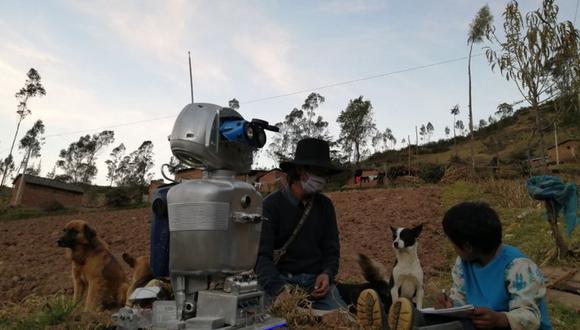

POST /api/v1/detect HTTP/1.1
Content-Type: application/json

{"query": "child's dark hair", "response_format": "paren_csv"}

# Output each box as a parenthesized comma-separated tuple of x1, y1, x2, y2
(442, 202, 502, 254)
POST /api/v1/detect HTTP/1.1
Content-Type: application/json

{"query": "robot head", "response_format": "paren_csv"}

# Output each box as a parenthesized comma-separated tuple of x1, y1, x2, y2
(169, 103, 277, 173)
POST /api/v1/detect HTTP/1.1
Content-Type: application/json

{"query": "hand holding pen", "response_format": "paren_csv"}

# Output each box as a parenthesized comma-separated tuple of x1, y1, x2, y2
(434, 289, 453, 309)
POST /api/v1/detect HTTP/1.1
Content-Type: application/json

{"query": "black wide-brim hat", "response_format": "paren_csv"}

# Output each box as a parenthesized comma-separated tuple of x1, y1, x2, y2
(280, 138, 343, 176)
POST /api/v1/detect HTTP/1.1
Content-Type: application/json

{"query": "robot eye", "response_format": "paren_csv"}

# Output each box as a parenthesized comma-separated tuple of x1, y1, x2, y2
(246, 126, 254, 139)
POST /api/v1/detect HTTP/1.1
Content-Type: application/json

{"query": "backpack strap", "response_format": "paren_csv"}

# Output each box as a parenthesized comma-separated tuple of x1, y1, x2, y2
(273, 198, 314, 265)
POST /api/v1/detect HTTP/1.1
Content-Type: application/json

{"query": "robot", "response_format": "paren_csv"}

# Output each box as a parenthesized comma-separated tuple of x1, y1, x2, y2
(113, 103, 285, 330)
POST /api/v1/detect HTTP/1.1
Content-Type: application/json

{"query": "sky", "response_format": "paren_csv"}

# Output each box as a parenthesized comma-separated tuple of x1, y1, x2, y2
(0, 0, 578, 186)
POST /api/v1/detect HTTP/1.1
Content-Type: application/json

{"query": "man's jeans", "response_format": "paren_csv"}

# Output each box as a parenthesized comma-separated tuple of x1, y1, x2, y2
(276, 273, 347, 310)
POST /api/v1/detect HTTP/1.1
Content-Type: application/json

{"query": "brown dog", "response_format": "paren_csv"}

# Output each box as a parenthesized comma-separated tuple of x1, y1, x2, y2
(122, 253, 153, 306)
(57, 220, 128, 311)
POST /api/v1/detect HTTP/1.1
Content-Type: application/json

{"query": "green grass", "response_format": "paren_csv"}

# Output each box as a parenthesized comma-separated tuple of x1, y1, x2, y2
(548, 302, 580, 330)
(435, 180, 580, 330)
(0, 206, 79, 222)
(1, 295, 77, 330)
(0, 295, 111, 330)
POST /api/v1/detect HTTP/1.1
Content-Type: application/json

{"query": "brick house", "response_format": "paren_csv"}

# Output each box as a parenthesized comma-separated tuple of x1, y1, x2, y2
(253, 169, 286, 193)
(148, 179, 165, 203)
(10, 174, 84, 208)
(547, 139, 579, 164)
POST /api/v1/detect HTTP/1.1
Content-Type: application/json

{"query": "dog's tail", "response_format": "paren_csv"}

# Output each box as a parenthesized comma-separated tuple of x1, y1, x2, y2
(357, 253, 388, 283)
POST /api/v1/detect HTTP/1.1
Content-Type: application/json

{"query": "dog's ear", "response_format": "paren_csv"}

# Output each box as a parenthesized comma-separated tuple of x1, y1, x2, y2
(390, 226, 397, 235)
(122, 253, 136, 268)
(83, 224, 97, 247)
(412, 223, 423, 237)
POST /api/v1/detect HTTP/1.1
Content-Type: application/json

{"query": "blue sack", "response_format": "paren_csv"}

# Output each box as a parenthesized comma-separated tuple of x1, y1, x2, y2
(526, 176, 579, 236)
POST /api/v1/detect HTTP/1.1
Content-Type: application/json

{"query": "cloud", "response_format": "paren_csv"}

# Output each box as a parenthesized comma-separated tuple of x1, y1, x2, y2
(66, 0, 230, 84)
(234, 27, 298, 92)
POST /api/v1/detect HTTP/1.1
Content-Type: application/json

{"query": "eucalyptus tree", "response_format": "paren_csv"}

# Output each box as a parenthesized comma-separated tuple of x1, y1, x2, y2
(479, 119, 488, 129)
(450, 105, 460, 155)
(228, 98, 240, 110)
(467, 5, 493, 171)
(105, 143, 126, 186)
(455, 120, 465, 136)
(426, 122, 434, 143)
(495, 102, 514, 119)
(117, 141, 155, 185)
(485, 0, 580, 171)
(1, 68, 46, 186)
(16, 120, 45, 175)
(419, 124, 426, 143)
(337, 96, 376, 164)
(56, 130, 115, 184)
(268, 93, 330, 162)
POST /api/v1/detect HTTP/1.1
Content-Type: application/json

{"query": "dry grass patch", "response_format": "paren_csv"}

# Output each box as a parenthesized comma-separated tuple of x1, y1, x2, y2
(270, 286, 358, 329)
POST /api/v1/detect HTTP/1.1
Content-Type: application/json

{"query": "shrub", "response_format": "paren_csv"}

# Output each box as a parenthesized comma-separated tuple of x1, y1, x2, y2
(386, 165, 407, 180)
(43, 201, 65, 212)
(448, 155, 466, 164)
(419, 164, 445, 183)
(105, 184, 148, 208)
(105, 187, 131, 208)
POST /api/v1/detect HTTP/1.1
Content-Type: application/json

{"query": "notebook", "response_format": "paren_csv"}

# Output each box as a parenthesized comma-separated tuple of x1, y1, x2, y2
(418, 304, 475, 318)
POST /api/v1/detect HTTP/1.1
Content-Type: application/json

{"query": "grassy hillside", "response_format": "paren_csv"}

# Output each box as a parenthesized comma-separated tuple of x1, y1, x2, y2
(365, 101, 580, 172)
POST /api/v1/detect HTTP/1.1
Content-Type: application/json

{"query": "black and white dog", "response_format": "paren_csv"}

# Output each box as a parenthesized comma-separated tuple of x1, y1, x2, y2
(389, 224, 424, 308)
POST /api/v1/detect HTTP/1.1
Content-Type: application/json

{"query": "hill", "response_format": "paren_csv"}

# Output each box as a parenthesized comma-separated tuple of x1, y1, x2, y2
(364, 100, 580, 174)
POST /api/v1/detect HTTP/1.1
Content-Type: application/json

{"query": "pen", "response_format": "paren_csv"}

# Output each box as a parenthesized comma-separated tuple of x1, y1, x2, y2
(441, 289, 451, 305)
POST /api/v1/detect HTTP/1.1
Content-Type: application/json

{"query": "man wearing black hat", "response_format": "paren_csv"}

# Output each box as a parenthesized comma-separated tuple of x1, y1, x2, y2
(256, 137, 346, 310)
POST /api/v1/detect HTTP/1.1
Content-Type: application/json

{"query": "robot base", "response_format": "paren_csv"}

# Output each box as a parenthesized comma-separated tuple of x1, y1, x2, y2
(114, 290, 286, 330)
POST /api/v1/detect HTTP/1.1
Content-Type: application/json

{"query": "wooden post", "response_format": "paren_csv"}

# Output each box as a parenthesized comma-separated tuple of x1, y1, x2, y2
(545, 200, 569, 257)
(408, 135, 411, 176)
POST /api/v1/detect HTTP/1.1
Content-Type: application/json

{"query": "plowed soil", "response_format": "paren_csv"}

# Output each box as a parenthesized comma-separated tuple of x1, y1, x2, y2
(0, 186, 447, 304)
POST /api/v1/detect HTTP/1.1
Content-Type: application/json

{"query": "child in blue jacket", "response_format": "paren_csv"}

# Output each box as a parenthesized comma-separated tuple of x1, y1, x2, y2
(389, 202, 551, 330)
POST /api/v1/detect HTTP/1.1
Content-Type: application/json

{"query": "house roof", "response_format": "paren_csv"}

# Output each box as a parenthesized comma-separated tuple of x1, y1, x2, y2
(255, 168, 283, 181)
(13, 174, 84, 194)
(547, 139, 579, 150)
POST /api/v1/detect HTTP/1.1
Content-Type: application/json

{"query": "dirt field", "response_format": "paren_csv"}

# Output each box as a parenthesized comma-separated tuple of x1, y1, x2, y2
(0, 186, 446, 305)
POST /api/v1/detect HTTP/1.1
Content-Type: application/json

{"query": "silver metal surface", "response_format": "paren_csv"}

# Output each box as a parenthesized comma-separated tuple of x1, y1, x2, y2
(152, 301, 181, 330)
(169, 103, 254, 172)
(223, 275, 259, 295)
(196, 290, 264, 327)
(168, 173, 262, 276)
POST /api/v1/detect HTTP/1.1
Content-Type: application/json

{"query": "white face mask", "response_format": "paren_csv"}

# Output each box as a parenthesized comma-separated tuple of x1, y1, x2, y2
(301, 173, 326, 194)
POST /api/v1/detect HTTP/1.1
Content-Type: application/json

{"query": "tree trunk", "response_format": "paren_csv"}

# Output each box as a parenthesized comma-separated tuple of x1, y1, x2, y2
(533, 98, 548, 173)
(468, 43, 475, 173)
(0, 117, 24, 186)
(545, 200, 569, 257)
(453, 115, 457, 157)
(11, 147, 32, 206)
(355, 142, 360, 164)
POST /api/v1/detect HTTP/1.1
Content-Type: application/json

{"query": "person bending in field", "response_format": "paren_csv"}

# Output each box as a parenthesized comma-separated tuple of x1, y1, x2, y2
(388, 202, 551, 330)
